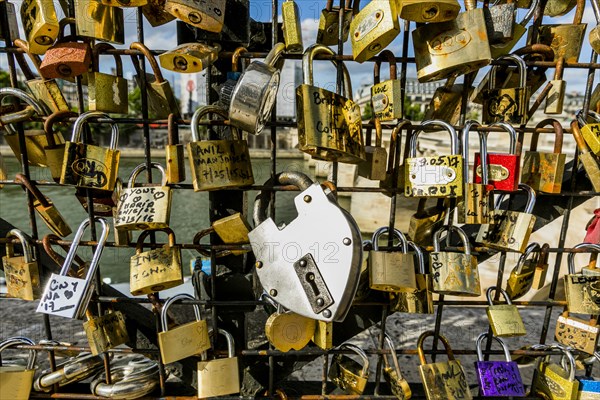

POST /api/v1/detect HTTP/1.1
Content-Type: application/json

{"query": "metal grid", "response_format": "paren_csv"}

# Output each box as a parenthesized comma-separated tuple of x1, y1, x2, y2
(0, 0, 599, 398)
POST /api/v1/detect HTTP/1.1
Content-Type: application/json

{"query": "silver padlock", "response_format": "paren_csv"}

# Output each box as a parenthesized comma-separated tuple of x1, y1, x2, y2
(249, 172, 362, 322)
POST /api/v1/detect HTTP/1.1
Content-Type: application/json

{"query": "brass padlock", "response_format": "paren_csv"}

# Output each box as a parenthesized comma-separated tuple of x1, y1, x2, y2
(165, 114, 185, 183)
(0, 1, 19, 42)
(369, 226, 417, 292)
(417, 331, 472, 400)
(43, 110, 77, 183)
(571, 118, 600, 192)
(577, 110, 600, 156)
(317, 0, 355, 46)
(478, 183, 537, 253)
(187, 105, 254, 191)
(390, 241, 434, 314)
(328, 343, 369, 395)
(282, 0, 303, 53)
(312, 321, 333, 350)
(473, 122, 520, 192)
(545, 57, 566, 114)
(398, 0, 460, 22)
(39, 18, 92, 79)
(430, 225, 481, 296)
(130, 42, 180, 119)
(297, 44, 365, 164)
(142, 0, 175, 26)
(505, 242, 541, 299)
(164, 0, 225, 32)
(130, 228, 184, 295)
(115, 162, 172, 231)
(555, 310, 599, 355)
(158, 293, 211, 364)
(159, 42, 220, 74)
(408, 198, 448, 246)
(88, 43, 128, 114)
(193, 212, 251, 257)
(482, 0, 516, 44)
(60, 111, 121, 192)
(564, 243, 600, 315)
(371, 50, 403, 122)
(544, 0, 577, 16)
(75, 0, 124, 44)
(532, 344, 580, 400)
(20, 0, 59, 54)
(533, 243, 550, 288)
(521, 118, 567, 194)
(590, 0, 600, 54)
(83, 309, 129, 355)
(0, 337, 37, 400)
(350, 0, 400, 63)
(382, 334, 412, 399)
(404, 120, 463, 198)
(486, 286, 526, 337)
(488, 0, 537, 58)
(265, 308, 316, 352)
(380, 120, 411, 196)
(358, 119, 388, 181)
(197, 329, 240, 398)
(14, 174, 72, 237)
(424, 77, 472, 125)
(2, 229, 41, 300)
(412, 0, 491, 82)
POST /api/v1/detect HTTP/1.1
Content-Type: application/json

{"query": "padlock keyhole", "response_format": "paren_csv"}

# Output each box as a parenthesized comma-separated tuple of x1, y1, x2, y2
(306, 272, 321, 296)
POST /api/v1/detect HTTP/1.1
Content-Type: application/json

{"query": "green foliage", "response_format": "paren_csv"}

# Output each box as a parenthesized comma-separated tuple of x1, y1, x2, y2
(404, 98, 424, 121)
(362, 102, 373, 120)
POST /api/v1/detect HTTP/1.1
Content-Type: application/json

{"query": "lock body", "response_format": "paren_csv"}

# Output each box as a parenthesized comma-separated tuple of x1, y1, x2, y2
(483, 87, 528, 125)
(61, 142, 120, 192)
(479, 211, 536, 253)
(26, 79, 70, 113)
(369, 252, 417, 292)
(533, 361, 579, 400)
(212, 213, 251, 256)
(483, 2, 516, 44)
(88, 72, 128, 114)
(522, 151, 566, 194)
(390, 274, 434, 314)
(0, 367, 35, 400)
(372, 79, 403, 121)
(404, 155, 463, 198)
(158, 320, 210, 364)
(350, 1, 400, 63)
(419, 360, 471, 399)
(581, 123, 600, 155)
(75, 0, 125, 44)
(474, 152, 520, 192)
(164, 0, 225, 32)
(430, 252, 480, 296)
(165, 144, 185, 183)
(475, 360, 525, 397)
(312, 321, 333, 350)
(20, 0, 59, 54)
(282, 0, 303, 53)
(424, 83, 470, 125)
(265, 312, 315, 352)
(5, 130, 64, 168)
(555, 314, 599, 355)
(486, 304, 526, 337)
(37, 273, 96, 319)
(84, 311, 129, 355)
(530, 24, 586, 63)
(398, 0, 460, 22)
(317, 6, 352, 46)
(458, 183, 492, 224)
(564, 274, 600, 315)
(130, 244, 183, 295)
(197, 356, 240, 397)
(329, 355, 368, 395)
(40, 42, 92, 80)
(0, 2, 19, 42)
(2, 256, 40, 301)
(159, 43, 219, 74)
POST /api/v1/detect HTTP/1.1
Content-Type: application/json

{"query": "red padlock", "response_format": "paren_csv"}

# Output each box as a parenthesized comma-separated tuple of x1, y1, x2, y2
(585, 208, 600, 244)
(473, 122, 520, 191)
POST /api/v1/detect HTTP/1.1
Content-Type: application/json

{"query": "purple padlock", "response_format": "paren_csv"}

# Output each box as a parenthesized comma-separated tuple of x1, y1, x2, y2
(474, 332, 526, 397)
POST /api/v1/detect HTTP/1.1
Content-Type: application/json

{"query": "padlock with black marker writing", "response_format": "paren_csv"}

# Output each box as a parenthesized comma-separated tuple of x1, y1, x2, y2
(2, 229, 41, 301)
(474, 332, 525, 397)
(83, 309, 129, 356)
(564, 243, 600, 315)
(555, 308, 599, 356)
(350, 0, 400, 63)
(20, 0, 59, 54)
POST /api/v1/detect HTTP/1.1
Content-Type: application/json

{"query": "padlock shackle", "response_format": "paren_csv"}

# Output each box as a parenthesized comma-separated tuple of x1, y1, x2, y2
(417, 331, 455, 365)
(0, 336, 36, 370)
(57, 17, 76, 40)
(462, 120, 488, 185)
(592, 0, 600, 23)
(253, 172, 315, 225)
(568, 242, 600, 274)
(0, 87, 46, 116)
(432, 225, 471, 255)
(42, 233, 87, 275)
(127, 162, 168, 187)
(14, 173, 51, 208)
(190, 105, 240, 142)
(232, 47, 249, 73)
(71, 111, 119, 149)
(373, 50, 397, 85)
(264, 42, 286, 68)
(91, 357, 158, 398)
(382, 333, 404, 380)
(160, 293, 202, 332)
(519, 0, 538, 25)
(486, 286, 513, 306)
(553, 57, 565, 80)
(534, 344, 576, 381)
(387, 120, 411, 174)
(576, 109, 600, 127)
(303, 44, 352, 100)
(410, 120, 459, 157)
(60, 217, 109, 283)
(210, 328, 236, 358)
(571, 119, 593, 153)
(513, 44, 555, 62)
(338, 343, 369, 376)
(407, 241, 425, 274)
(531, 118, 563, 154)
(35, 352, 105, 390)
(490, 122, 517, 154)
(92, 43, 123, 77)
(44, 110, 77, 148)
(514, 242, 541, 274)
(371, 226, 408, 253)
(130, 42, 164, 83)
(495, 183, 536, 214)
(490, 54, 527, 90)
(572, 0, 585, 25)
(5, 228, 34, 263)
(135, 227, 177, 254)
(475, 332, 511, 362)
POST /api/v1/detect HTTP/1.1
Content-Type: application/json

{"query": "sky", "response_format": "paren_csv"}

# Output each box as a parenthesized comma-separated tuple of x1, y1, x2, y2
(1, 0, 599, 95)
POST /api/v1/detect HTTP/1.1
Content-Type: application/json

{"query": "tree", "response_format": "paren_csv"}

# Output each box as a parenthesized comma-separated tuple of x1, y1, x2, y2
(404, 98, 424, 121)
(362, 102, 373, 120)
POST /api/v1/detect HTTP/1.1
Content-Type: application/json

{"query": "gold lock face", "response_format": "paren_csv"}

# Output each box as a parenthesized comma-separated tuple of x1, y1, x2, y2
(317, 8, 352, 46)
(457, 183, 492, 224)
(312, 321, 333, 350)
(88, 73, 129, 114)
(358, 146, 387, 181)
(165, 144, 185, 184)
(129, 244, 183, 295)
(390, 275, 434, 314)
(398, 0, 461, 23)
(531, 24, 587, 63)
(482, 88, 529, 125)
(581, 123, 600, 155)
(408, 207, 446, 246)
(521, 152, 566, 194)
(213, 213, 251, 256)
(75, 0, 125, 44)
(555, 315, 599, 355)
(350, 1, 400, 63)
(506, 260, 535, 300)
(579, 152, 600, 192)
(159, 43, 219, 73)
(83, 311, 129, 356)
(419, 360, 472, 400)
(100, 0, 148, 8)
(34, 198, 72, 237)
(533, 362, 579, 400)
(369, 252, 417, 292)
(164, 0, 225, 32)
(564, 274, 600, 315)
(1, 256, 40, 301)
(404, 155, 463, 198)
(265, 312, 316, 352)
(4, 130, 64, 168)
(197, 357, 240, 398)
(282, 0, 303, 53)
(424, 84, 470, 126)
(328, 355, 368, 395)
(26, 79, 70, 113)
(384, 367, 412, 399)
(60, 141, 120, 192)
(142, 0, 176, 26)
(158, 319, 210, 364)
(479, 211, 536, 254)
(372, 80, 403, 121)
(20, 0, 59, 54)
(0, 367, 35, 400)
(430, 252, 481, 296)
(486, 305, 526, 337)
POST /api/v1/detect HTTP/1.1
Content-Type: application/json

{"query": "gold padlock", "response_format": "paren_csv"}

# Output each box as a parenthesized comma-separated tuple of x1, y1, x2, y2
(577, 110, 600, 156)
(83, 309, 129, 356)
(328, 343, 370, 395)
(544, 0, 577, 16)
(164, 0, 225, 32)
(159, 42, 220, 74)
(371, 50, 403, 122)
(488, 0, 537, 58)
(398, 0, 460, 22)
(317, 0, 356, 46)
(130, 228, 184, 296)
(312, 321, 333, 350)
(88, 43, 128, 114)
(197, 329, 240, 398)
(20, 0, 59, 54)
(350, 0, 400, 63)
(486, 286, 526, 337)
(2, 229, 41, 301)
(0, 337, 37, 400)
(75, 0, 124, 44)
(408, 198, 448, 246)
(112, 179, 131, 247)
(382, 334, 412, 399)
(532, 344, 580, 400)
(282, 0, 303, 53)
(165, 114, 185, 184)
(368, 226, 417, 292)
(571, 118, 600, 192)
(43, 110, 77, 183)
(265, 309, 316, 352)
(424, 77, 472, 125)
(505, 242, 541, 299)
(533, 243, 550, 289)
(564, 243, 600, 315)
(158, 293, 211, 364)
(380, 120, 411, 196)
(358, 118, 388, 181)
(193, 212, 251, 257)
(555, 309, 599, 355)
(141, 0, 175, 26)
(545, 57, 566, 114)
(390, 241, 434, 314)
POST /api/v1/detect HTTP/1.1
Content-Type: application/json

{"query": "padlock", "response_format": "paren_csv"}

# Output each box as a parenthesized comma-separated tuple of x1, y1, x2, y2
(382, 334, 412, 399)
(578, 110, 600, 156)
(282, 0, 303, 53)
(158, 293, 211, 364)
(488, 0, 538, 58)
(578, 375, 600, 399)
(530, 0, 586, 63)
(88, 43, 128, 114)
(521, 118, 567, 194)
(368, 226, 417, 292)
(90, 355, 159, 399)
(412, 0, 491, 82)
(12, 39, 70, 113)
(328, 343, 369, 395)
(591, 0, 600, 54)
(564, 243, 600, 315)
(142, 0, 175, 26)
(75, 0, 124, 44)
(39, 18, 92, 79)
(312, 321, 333, 350)
(571, 119, 600, 193)
(505, 242, 541, 299)
(532, 344, 580, 400)
(371, 50, 403, 122)
(14, 174, 72, 237)
(545, 57, 566, 114)
(265, 309, 316, 352)
(398, 0, 460, 22)
(380, 120, 411, 196)
(130, 42, 180, 119)
(0, 337, 37, 400)
(317, 0, 355, 46)
(533, 243, 551, 288)
(159, 42, 220, 74)
(544, 0, 577, 16)
(404, 120, 463, 198)
(197, 329, 240, 397)
(249, 172, 362, 322)
(350, 0, 400, 63)
(219, 47, 249, 106)
(83, 309, 129, 355)
(458, 120, 492, 224)
(100, 0, 146, 8)
(130, 228, 183, 296)
(2, 229, 41, 300)
(486, 286, 526, 337)
(474, 332, 525, 397)
(228, 43, 286, 135)
(0, 1, 19, 42)
(111, 179, 131, 247)
(408, 198, 448, 246)
(478, 183, 537, 253)
(165, 114, 185, 183)
(390, 241, 434, 314)
(555, 310, 599, 355)
(423, 77, 472, 125)
(60, 111, 120, 192)
(164, 0, 225, 32)
(585, 210, 600, 245)
(482, 54, 529, 125)
(34, 351, 104, 392)
(20, 0, 59, 54)
(187, 105, 254, 191)
(417, 331, 472, 400)
(358, 119, 388, 181)
(193, 212, 251, 257)
(37, 217, 109, 319)
(474, 122, 520, 192)
(482, 0, 516, 44)
(74, 185, 117, 217)
(115, 162, 172, 230)
(296, 44, 365, 164)
(43, 110, 77, 183)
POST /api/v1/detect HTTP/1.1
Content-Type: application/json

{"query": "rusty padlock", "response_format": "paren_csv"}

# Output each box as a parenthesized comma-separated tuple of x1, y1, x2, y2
(39, 18, 92, 80)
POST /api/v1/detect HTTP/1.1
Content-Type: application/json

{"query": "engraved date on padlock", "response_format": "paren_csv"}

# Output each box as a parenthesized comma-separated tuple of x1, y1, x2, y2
(293, 253, 334, 314)
(476, 164, 509, 181)
(409, 163, 457, 185)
